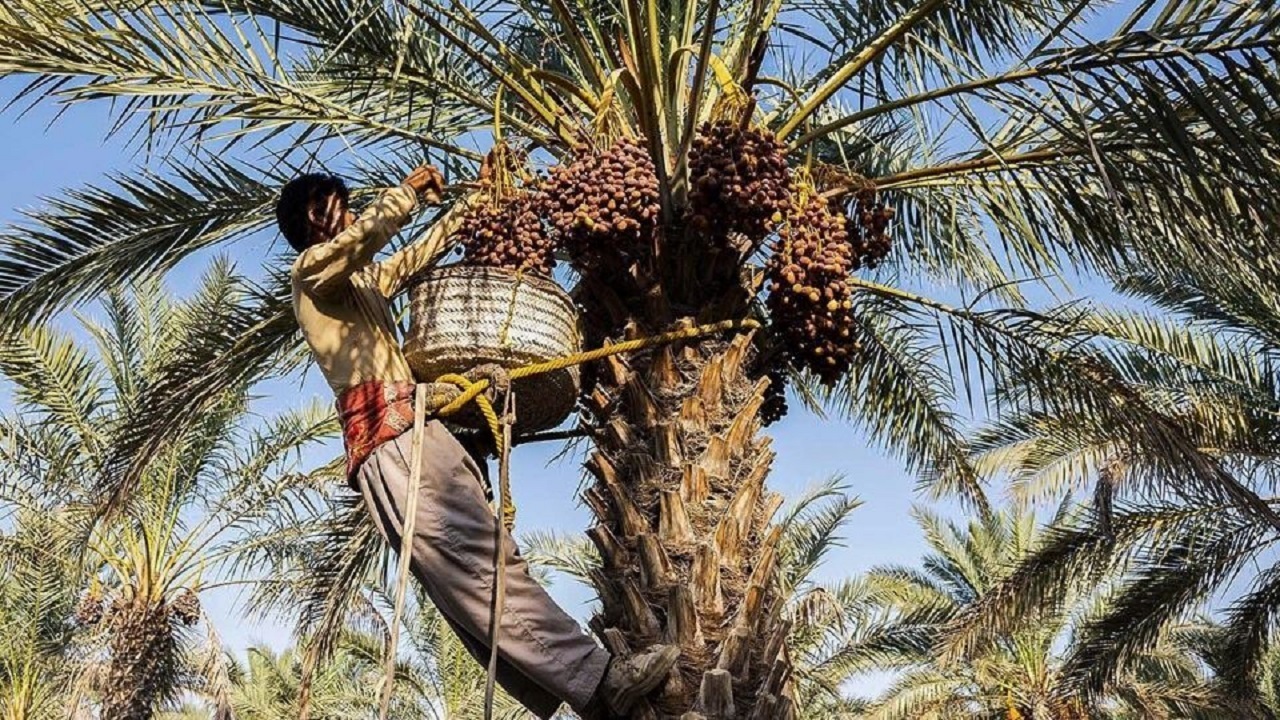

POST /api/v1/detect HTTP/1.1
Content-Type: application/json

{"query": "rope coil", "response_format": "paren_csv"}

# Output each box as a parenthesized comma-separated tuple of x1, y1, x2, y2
(378, 317, 759, 720)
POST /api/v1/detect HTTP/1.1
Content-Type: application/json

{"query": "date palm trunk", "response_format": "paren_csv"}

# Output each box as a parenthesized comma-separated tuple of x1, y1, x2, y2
(576, 248, 794, 719)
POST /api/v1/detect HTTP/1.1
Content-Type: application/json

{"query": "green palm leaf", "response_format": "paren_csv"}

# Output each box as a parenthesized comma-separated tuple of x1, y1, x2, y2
(0, 159, 277, 327)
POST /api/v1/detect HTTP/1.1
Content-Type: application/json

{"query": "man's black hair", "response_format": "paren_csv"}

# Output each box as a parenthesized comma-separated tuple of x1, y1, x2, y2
(275, 173, 350, 252)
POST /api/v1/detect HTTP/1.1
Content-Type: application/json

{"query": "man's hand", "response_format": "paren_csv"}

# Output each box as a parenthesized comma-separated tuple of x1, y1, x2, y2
(403, 165, 445, 205)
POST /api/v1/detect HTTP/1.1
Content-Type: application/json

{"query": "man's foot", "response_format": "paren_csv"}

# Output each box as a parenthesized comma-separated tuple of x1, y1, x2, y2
(599, 645, 681, 716)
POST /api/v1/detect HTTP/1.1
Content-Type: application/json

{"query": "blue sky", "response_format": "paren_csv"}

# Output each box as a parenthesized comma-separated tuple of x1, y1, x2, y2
(0, 94, 961, 665)
(13, 0, 1252, 706)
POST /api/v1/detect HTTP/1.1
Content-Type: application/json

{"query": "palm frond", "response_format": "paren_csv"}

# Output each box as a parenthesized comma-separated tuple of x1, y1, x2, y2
(943, 500, 1246, 663)
(519, 530, 597, 587)
(1058, 513, 1269, 701)
(0, 0, 482, 157)
(0, 322, 106, 458)
(869, 15, 1280, 288)
(101, 263, 304, 512)
(1207, 566, 1280, 709)
(775, 477, 862, 591)
(0, 159, 277, 327)
(820, 292, 987, 510)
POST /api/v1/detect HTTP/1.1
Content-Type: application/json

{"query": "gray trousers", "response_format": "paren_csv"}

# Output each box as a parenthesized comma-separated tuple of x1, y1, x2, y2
(354, 421, 611, 719)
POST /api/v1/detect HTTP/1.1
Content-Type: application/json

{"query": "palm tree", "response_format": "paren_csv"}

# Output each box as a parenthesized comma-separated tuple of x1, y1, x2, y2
(849, 506, 1225, 719)
(524, 482, 1225, 717)
(0, 270, 337, 719)
(526, 477, 877, 717)
(159, 575, 534, 719)
(944, 248, 1280, 717)
(0, 510, 83, 720)
(215, 607, 532, 720)
(1242, 642, 1280, 717)
(231, 645, 370, 719)
(221, 643, 399, 719)
(3, 1, 1279, 716)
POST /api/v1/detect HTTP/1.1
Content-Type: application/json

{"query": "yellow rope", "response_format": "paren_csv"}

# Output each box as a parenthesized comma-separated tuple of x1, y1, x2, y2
(435, 375, 505, 453)
(432, 318, 760, 428)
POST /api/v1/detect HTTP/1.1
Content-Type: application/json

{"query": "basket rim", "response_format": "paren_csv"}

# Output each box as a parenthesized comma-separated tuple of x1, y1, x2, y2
(411, 263, 569, 298)
(404, 262, 584, 367)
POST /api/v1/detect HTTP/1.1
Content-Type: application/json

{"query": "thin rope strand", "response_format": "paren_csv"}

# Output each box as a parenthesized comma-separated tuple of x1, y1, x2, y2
(380, 383, 428, 719)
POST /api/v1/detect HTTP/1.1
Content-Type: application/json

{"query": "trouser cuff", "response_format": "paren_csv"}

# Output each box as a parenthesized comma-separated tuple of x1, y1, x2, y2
(567, 646, 613, 712)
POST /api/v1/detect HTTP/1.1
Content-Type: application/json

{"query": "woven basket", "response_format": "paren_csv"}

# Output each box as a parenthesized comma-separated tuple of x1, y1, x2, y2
(404, 265, 582, 434)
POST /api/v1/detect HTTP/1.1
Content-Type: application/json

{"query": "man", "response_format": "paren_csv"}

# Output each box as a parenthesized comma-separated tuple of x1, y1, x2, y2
(279, 165, 679, 719)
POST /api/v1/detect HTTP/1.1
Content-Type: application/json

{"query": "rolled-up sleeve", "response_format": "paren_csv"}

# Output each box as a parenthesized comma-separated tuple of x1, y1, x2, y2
(292, 185, 419, 296)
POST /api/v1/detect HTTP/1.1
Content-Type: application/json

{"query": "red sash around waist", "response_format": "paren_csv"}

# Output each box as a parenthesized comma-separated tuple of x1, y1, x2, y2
(336, 381, 416, 481)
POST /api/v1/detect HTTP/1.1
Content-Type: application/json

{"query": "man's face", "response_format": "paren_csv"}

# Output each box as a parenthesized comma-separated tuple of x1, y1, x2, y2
(307, 192, 355, 246)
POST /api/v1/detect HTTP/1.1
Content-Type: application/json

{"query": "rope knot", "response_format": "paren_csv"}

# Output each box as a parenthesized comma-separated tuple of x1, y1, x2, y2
(420, 381, 463, 413)
(466, 363, 512, 407)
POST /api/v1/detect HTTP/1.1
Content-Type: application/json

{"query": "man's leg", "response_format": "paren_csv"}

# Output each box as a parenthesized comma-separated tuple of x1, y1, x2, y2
(441, 611, 571, 716)
(355, 421, 610, 719)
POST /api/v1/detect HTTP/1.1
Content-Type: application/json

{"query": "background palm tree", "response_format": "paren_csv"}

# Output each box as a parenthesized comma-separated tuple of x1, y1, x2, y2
(220, 642, 424, 720)
(2, 1, 1279, 717)
(207, 597, 533, 720)
(1239, 642, 1280, 717)
(0, 510, 83, 720)
(946, 246, 1280, 717)
(526, 477, 877, 717)
(849, 505, 1223, 719)
(0, 270, 337, 719)
(524, 482, 1225, 718)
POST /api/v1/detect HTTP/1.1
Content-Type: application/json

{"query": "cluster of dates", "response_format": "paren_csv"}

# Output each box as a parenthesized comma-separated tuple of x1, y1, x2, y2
(458, 193, 555, 275)
(455, 145, 558, 275)
(848, 188, 895, 269)
(75, 588, 201, 629)
(453, 138, 662, 277)
(539, 137, 661, 268)
(447, 122, 900, 427)
(686, 120, 792, 249)
(765, 192, 859, 387)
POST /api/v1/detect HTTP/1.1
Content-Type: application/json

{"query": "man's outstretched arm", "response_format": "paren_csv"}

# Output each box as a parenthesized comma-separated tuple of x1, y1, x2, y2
(374, 193, 480, 298)
(293, 167, 444, 296)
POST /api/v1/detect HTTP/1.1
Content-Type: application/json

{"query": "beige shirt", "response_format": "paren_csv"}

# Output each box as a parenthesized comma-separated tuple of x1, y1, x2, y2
(290, 185, 463, 393)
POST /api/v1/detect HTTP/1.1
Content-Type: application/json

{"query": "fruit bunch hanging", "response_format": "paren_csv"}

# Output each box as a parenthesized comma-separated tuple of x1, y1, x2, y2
(104, 598, 177, 695)
(455, 143, 557, 276)
(764, 184, 858, 387)
(171, 588, 201, 626)
(539, 136, 660, 268)
(848, 187, 895, 269)
(759, 363, 789, 426)
(74, 588, 202, 628)
(686, 119, 792, 248)
(75, 591, 104, 626)
(747, 329, 792, 427)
